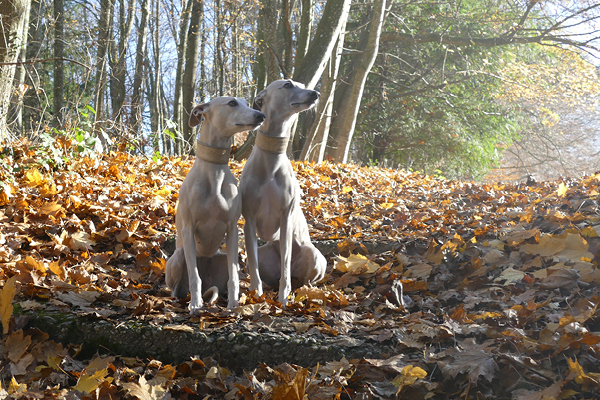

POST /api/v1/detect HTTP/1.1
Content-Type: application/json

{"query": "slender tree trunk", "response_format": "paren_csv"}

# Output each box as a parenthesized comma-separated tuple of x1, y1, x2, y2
(93, 0, 115, 143)
(9, 0, 31, 134)
(300, 12, 347, 162)
(109, 0, 135, 125)
(0, 0, 31, 139)
(253, 4, 267, 94)
(181, 0, 203, 152)
(215, 0, 224, 96)
(53, 0, 64, 128)
(328, 0, 386, 163)
(130, 0, 150, 134)
(150, 0, 162, 152)
(292, 0, 350, 89)
(172, 0, 193, 154)
(294, 0, 312, 72)
(231, 11, 239, 97)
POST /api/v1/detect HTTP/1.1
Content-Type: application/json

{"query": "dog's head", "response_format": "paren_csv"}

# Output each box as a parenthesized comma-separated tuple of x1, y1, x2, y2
(253, 80, 320, 119)
(189, 97, 266, 135)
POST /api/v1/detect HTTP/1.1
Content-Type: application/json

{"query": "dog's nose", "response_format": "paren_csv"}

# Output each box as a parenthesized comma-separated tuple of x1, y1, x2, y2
(311, 91, 320, 100)
(256, 112, 266, 122)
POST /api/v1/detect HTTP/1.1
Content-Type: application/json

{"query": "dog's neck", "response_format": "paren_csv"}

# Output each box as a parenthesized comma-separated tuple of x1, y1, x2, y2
(256, 112, 296, 138)
(196, 123, 233, 164)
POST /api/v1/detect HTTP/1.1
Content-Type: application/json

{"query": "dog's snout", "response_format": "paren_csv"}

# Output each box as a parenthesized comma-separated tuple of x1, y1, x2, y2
(311, 91, 320, 100)
(256, 112, 266, 122)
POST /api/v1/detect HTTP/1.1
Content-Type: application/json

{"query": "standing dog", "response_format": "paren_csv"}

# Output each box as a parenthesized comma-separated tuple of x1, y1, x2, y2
(166, 97, 265, 315)
(239, 80, 327, 307)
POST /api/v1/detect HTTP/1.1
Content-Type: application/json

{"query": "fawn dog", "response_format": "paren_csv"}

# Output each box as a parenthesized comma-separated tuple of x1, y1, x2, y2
(239, 80, 327, 307)
(166, 97, 265, 314)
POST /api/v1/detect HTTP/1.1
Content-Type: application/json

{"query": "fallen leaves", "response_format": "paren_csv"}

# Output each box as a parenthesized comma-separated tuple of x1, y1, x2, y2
(1, 140, 600, 399)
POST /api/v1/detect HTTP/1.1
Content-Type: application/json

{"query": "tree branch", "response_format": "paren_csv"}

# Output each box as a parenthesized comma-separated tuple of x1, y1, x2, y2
(0, 58, 91, 70)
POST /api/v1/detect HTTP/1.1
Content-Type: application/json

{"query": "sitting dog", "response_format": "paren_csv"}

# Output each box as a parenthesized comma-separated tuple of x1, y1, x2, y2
(239, 80, 327, 307)
(166, 97, 265, 314)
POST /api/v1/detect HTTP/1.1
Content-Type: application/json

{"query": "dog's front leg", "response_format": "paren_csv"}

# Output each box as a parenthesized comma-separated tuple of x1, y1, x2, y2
(182, 227, 203, 315)
(226, 223, 240, 309)
(244, 218, 263, 296)
(278, 212, 294, 307)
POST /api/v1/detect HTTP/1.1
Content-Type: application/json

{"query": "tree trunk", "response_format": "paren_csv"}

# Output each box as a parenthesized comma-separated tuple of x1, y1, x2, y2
(328, 0, 386, 163)
(109, 0, 135, 126)
(171, 0, 193, 155)
(8, 0, 31, 135)
(93, 0, 115, 143)
(130, 0, 150, 135)
(0, 0, 30, 140)
(215, 0, 224, 96)
(294, 0, 312, 72)
(53, 0, 64, 128)
(299, 12, 347, 162)
(150, 0, 162, 152)
(292, 0, 350, 89)
(181, 0, 203, 152)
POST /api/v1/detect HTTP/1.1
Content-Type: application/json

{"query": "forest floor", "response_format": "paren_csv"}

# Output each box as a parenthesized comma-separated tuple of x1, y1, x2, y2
(0, 139, 599, 399)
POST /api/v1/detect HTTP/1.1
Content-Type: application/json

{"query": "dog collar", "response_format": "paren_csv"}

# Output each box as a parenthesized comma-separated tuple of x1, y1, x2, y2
(196, 141, 231, 164)
(255, 130, 289, 154)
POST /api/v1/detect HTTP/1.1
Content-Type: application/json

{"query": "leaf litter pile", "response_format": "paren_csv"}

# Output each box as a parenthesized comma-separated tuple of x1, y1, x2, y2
(1, 140, 600, 399)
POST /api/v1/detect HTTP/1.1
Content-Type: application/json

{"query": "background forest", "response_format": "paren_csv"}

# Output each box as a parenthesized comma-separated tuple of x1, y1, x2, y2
(1, 0, 600, 180)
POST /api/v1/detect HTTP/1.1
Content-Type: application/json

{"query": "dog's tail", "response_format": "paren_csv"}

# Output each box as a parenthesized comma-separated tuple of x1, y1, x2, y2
(202, 286, 219, 305)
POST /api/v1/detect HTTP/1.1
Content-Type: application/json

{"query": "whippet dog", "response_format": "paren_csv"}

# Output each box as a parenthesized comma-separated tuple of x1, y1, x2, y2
(239, 79, 327, 307)
(166, 97, 265, 314)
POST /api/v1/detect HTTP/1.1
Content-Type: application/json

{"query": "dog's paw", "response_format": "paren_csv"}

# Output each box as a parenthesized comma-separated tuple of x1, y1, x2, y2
(227, 299, 239, 310)
(189, 301, 203, 316)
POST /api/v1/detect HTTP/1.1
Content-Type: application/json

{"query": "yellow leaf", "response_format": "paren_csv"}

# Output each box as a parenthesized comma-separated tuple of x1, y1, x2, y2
(25, 256, 46, 275)
(75, 368, 108, 393)
(402, 365, 427, 379)
(341, 186, 353, 194)
(557, 182, 567, 197)
(154, 187, 171, 198)
(8, 377, 27, 395)
(25, 168, 44, 187)
(334, 254, 379, 274)
(0, 275, 18, 334)
(39, 201, 63, 216)
(49, 261, 67, 280)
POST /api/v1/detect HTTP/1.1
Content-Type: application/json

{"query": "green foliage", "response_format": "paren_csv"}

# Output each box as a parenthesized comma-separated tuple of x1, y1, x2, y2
(33, 106, 102, 171)
(349, 0, 540, 179)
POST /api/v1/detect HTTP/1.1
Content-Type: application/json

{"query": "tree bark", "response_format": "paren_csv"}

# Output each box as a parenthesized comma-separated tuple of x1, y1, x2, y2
(53, 0, 64, 128)
(130, 0, 150, 134)
(292, 0, 350, 89)
(299, 12, 347, 162)
(0, 0, 30, 139)
(328, 0, 386, 163)
(8, 0, 31, 134)
(109, 0, 135, 126)
(181, 0, 203, 153)
(93, 0, 115, 142)
(294, 0, 312, 72)
(171, 0, 193, 154)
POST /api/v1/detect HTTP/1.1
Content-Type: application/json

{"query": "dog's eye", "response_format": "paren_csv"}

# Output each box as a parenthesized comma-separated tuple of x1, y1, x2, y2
(228, 100, 238, 107)
(284, 82, 293, 89)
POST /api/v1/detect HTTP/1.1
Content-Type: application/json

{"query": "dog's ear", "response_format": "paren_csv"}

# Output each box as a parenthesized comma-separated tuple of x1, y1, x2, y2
(252, 90, 266, 111)
(189, 103, 210, 127)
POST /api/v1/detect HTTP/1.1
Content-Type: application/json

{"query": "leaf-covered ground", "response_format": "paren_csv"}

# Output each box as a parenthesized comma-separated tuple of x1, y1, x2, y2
(0, 139, 599, 399)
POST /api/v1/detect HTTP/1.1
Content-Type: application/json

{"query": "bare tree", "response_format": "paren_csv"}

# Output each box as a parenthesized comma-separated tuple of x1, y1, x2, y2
(130, 0, 150, 134)
(53, 0, 64, 127)
(327, 0, 386, 163)
(0, 0, 31, 139)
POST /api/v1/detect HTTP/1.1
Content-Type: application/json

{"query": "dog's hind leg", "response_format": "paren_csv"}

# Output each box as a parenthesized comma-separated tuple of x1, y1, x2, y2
(165, 248, 189, 299)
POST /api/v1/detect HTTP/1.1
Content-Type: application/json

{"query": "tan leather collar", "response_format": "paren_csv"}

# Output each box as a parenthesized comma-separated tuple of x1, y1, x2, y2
(196, 141, 230, 164)
(255, 130, 288, 154)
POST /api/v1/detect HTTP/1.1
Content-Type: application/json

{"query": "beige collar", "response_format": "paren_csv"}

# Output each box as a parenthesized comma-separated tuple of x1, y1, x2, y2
(196, 141, 230, 164)
(255, 130, 289, 154)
